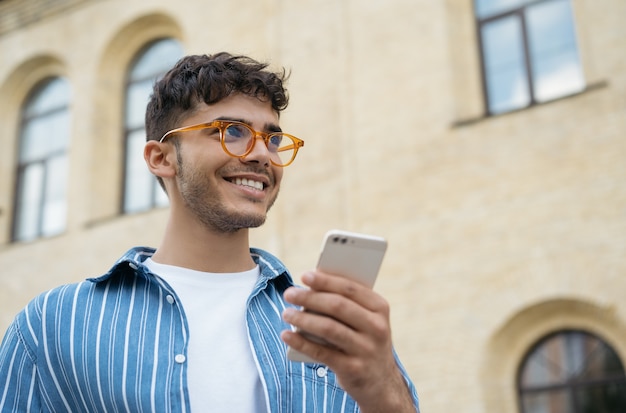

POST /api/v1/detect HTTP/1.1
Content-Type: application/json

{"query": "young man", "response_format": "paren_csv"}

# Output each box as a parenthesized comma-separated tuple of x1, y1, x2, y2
(0, 52, 419, 412)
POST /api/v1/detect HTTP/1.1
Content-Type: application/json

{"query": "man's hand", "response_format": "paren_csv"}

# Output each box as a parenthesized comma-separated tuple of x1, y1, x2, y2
(281, 271, 416, 413)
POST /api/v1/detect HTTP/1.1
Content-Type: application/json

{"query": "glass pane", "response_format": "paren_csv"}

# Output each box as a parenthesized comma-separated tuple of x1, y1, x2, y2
(20, 119, 50, 162)
(526, 0, 584, 102)
(522, 335, 568, 387)
(24, 78, 70, 117)
(564, 331, 589, 378)
(577, 340, 626, 381)
(475, 0, 536, 18)
(576, 381, 626, 413)
(125, 79, 154, 129)
(46, 110, 71, 154)
(16, 76, 71, 242)
(130, 38, 183, 80)
(521, 332, 626, 388)
(41, 154, 68, 237)
(20, 108, 70, 163)
(124, 39, 182, 213)
(124, 130, 153, 213)
(521, 389, 573, 413)
(520, 332, 626, 413)
(15, 163, 45, 241)
(481, 15, 531, 114)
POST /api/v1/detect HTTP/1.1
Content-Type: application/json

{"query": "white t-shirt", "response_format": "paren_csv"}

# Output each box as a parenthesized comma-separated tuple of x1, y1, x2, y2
(145, 258, 267, 413)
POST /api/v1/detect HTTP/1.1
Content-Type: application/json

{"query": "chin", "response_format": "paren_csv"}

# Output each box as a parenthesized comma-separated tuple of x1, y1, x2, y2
(203, 212, 267, 233)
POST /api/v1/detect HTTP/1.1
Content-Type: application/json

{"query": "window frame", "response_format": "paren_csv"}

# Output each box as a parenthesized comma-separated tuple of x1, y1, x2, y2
(11, 77, 70, 242)
(475, 0, 585, 116)
(517, 329, 626, 413)
(121, 38, 183, 214)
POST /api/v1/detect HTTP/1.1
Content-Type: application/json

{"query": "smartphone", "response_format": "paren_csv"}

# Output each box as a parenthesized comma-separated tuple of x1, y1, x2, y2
(287, 229, 388, 363)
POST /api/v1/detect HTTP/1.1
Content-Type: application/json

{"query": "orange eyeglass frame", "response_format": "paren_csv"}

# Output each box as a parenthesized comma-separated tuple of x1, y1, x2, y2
(159, 120, 304, 167)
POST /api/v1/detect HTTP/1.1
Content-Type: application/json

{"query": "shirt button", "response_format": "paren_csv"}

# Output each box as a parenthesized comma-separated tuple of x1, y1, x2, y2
(316, 366, 327, 378)
(175, 354, 186, 364)
(166, 295, 175, 304)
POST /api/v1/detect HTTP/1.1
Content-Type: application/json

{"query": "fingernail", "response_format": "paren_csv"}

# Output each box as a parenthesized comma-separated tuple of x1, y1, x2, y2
(302, 272, 314, 284)
(284, 287, 296, 301)
(283, 308, 297, 320)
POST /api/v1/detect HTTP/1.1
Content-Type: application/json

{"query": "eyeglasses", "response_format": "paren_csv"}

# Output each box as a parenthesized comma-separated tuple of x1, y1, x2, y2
(159, 120, 304, 167)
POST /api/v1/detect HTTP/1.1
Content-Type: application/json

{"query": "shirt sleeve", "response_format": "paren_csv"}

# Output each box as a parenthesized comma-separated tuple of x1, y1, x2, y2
(0, 317, 41, 412)
(394, 350, 421, 412)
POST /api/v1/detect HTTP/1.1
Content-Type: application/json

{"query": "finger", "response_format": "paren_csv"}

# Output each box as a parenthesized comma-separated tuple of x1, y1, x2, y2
(284, 283, 391, 336)
(281, 329, 348, 366)
(283, 287, 378, 333)
(282, 306, 367, 353)
(283, 311, 376, 361)
(301, 271, 388, 313)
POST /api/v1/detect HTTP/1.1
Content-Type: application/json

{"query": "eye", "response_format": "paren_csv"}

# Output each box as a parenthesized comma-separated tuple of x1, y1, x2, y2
(223, 124, 251, 142)
(267, 134, 283, 151)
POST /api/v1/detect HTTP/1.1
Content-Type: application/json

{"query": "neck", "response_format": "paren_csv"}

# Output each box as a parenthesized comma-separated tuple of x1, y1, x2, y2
(152, 212, 256, 273)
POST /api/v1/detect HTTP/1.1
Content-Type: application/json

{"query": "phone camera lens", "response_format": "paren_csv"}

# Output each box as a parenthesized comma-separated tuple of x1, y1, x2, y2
(332, 237, 340, 243)
(341, 238, 347, 244)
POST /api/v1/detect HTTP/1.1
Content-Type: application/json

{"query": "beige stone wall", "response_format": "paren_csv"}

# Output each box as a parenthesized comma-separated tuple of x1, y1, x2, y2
(1, 0, 625, 412)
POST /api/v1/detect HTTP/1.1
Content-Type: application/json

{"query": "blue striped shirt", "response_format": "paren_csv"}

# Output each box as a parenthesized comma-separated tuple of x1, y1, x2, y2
(0, 247, 419, 412)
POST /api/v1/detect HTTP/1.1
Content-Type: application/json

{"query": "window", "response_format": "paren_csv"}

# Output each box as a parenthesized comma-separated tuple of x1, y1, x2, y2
(518, 330, 626, 413)
(475, 0, 585, 115)
(123, 38, 183, 213)
(12, 77, 71, 242)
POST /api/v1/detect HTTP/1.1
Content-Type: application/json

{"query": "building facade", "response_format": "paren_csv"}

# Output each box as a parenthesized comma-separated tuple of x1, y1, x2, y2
(1, 0, 625, 411)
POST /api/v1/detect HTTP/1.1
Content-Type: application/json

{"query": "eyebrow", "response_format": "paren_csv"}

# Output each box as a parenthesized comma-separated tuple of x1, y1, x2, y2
(214, 116, 283, 133)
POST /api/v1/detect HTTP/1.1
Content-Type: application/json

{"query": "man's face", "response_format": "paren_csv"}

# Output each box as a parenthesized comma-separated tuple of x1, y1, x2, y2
(170, 93, 284, 233)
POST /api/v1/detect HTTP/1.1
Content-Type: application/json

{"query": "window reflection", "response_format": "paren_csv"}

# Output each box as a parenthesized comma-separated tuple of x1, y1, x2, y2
(124, 130, 155, 211)
(481, 15, 530, 114)
(476, 0, 528, 18)
(518, 330, 626, 413)
(13, 77, 70, 242)
(15, 164, 44, 241)
(123, 38, 183, 213)
(475, 0, 585, 115)
(526, 0, 584, 101)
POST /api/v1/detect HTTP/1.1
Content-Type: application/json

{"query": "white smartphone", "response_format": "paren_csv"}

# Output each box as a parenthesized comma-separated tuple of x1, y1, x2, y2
(287, 229, 388, 363)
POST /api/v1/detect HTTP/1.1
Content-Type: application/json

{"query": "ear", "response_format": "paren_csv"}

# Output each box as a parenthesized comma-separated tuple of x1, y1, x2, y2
(144, 140, 177, 180)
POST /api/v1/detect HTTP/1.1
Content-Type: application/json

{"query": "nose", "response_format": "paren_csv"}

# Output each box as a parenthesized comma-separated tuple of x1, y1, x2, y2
(240, 135, 271, 166)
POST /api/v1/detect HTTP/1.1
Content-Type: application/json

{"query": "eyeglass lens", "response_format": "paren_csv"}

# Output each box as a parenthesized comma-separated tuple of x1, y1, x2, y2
(223, 123, 294, 165)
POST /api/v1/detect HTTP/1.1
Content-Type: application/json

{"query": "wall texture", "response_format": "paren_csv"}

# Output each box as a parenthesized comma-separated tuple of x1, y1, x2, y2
(0, 0, 625, 412)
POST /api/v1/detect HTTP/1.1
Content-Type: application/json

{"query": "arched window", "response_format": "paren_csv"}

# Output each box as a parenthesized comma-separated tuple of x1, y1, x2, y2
(122, 38, 183, 213)
(518, 330, 626, 413)
(13, 77, 71, 242)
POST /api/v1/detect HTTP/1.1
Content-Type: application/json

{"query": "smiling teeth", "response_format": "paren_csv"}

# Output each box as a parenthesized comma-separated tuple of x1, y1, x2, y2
(235, 178, 264, 190)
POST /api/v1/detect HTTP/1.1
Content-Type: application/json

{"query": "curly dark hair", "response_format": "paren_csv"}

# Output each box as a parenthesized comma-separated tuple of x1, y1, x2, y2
(145, 52, 289, 142)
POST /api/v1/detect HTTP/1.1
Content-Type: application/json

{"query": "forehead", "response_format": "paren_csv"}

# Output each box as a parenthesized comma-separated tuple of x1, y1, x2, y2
(186, 94, 279, 127)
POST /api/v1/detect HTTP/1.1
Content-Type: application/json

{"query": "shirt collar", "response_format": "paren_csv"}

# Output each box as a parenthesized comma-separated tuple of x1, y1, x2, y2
(88, 246, 292, 284)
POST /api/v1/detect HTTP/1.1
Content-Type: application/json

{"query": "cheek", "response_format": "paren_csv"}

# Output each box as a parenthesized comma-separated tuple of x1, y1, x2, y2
(273, 167, 284, 187)
(180, 144, 231, 174)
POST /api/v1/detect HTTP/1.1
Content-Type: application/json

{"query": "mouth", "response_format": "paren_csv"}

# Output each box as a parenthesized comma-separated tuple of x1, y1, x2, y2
(226, 177, 266, 191)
